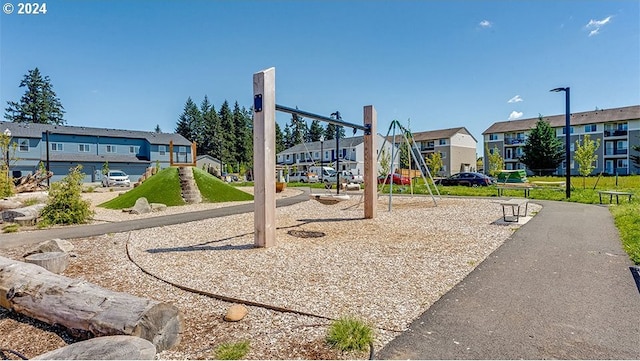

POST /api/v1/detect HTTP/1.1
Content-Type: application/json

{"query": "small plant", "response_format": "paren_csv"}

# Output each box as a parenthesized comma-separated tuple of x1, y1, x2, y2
(214, 341, 250, 360)
(2, 223, 19, 233)
(83, 185, 96, 193)
(38, 165, 94, 227)
(21, 197, 40, 206)
(326, 316, 374, 352)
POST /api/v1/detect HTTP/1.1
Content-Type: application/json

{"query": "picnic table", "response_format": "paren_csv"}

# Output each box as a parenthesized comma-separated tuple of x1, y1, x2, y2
(597, 190, 634, 204)
(496, 183, 534, 198)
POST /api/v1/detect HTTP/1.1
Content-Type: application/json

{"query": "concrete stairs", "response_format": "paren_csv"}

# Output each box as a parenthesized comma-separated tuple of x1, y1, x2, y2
(178, 167, 202, 204)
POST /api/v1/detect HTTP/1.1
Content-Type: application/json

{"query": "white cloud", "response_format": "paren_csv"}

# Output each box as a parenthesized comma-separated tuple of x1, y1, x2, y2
(507, 95, 523, 103)
(479, 20, 492, 28)
(585, 15, 612, 36)
(508, 111, 523, 120)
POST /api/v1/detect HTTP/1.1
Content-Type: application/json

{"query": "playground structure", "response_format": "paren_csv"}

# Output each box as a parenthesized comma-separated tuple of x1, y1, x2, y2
(252, 67, 377, 248)
(377, 119, 440, 209)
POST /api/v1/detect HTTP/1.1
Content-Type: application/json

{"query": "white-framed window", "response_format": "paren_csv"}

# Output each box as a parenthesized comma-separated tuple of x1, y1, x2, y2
(79, 144, 91, 152)
(51, 142, 63, 151)
(617, 140, 628, 151)
(570, 143, 575, 152)
(489, 134, 498, 141)
(584, 124, 597, 132)
(324, 151, 329, 159)
(314, 151, 319, 159)
(129, 146, 139, 154)
(439, 138, 447, 145)
(159, 145, 166, 155)
(617, 159, 628, 168)
(106, 145, 116, 153)
(18, 139, 29, 152)
(439, 151, 446, 159)
(561, 127, 574, 135)
(286, 154, 290, 160)
(562, 160, 575, 169)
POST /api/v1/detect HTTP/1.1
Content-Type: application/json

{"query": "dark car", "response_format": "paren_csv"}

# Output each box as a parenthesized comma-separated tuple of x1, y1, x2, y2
(436, 172, 492, 187)
(377, 173, 411, 185)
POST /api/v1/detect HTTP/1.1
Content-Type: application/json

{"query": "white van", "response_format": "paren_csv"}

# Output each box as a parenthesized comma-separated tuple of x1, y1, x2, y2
(309, 166, 336, 180)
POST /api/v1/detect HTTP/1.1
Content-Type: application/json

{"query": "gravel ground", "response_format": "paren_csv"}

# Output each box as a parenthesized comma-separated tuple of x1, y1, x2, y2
(0, 188, 540, 359)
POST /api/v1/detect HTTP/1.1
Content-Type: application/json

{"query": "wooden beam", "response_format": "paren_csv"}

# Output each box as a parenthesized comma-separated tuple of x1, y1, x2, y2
(253, 68, 276, 247)
(363, 105, 377, 219)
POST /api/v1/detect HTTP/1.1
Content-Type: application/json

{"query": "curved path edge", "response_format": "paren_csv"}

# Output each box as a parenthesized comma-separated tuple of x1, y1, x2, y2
(0, 188, 311, 249)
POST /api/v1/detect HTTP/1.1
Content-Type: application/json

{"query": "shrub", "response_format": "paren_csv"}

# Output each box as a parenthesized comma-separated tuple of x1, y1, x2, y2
(21, 198, 40, 206)
(2, 223, 19, 233)
(326, 316, 374, 352)
(214, 341, 250, 360)
(0, 167, 14, 198)
(39, 165, 94, 227)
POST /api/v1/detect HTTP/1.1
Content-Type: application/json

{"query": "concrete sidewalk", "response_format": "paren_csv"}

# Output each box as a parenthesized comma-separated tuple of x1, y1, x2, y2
(377, 200, 640, 359)
(0, 189, 310, 249)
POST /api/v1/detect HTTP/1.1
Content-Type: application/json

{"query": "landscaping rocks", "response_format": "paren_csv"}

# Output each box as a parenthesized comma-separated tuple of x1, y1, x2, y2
(25, 252, 70, 274)
(150, 203, 167, 212)
(130, 197, 152, 215)
(1, 204, 46, 223)
(224, 304, 248, 322)
(33, 335, 156, 360)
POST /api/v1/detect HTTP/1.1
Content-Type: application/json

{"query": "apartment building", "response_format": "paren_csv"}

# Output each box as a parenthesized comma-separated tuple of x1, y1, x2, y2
(404, 127, 477, 176)
(276, 134, 393, 176)
(1, 121, 193, 183)
(482, 105, 640, 175)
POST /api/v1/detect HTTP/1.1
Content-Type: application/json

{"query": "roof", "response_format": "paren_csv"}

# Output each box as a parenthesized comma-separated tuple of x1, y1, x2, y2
(482, 105, 640, 134)
(389, 127, 477, 143)
(0, 121, 192, 145)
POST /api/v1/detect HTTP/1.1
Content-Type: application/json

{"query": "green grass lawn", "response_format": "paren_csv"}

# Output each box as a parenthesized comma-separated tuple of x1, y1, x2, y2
(99, 167, 252, 209)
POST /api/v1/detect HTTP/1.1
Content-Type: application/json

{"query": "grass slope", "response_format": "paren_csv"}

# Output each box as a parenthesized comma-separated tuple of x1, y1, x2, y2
(99, 167, 185, 209)
(610, 203, 640, 265)
(193, 167, 253, 202)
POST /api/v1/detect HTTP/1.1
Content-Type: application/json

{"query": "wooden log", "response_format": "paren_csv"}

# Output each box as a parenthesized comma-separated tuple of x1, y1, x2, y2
(25, 252, 69, 274)
(0, 256, 183, 352)
(33, 335, 156, 360)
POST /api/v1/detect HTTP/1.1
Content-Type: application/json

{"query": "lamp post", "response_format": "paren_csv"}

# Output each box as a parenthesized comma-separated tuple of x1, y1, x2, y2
(319, 135, 324, 182)
(550, 87, 571, 198)
(3, 129, 10, 181)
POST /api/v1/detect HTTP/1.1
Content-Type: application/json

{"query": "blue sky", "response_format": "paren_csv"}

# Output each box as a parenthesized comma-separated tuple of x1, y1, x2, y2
(1, 1, 638, 155)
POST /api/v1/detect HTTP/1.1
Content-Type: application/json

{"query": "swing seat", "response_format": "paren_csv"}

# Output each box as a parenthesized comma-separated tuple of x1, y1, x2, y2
(310, 194, 350, 205)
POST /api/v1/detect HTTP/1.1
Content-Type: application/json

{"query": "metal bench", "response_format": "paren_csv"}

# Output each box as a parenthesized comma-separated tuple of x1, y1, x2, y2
(597, 190, 633, 204)
(500, 198, 529, 222)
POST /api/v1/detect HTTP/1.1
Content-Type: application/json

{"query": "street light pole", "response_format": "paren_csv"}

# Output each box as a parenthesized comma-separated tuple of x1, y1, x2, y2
(3, 129, 10, 182)
(550, 87, 571, 198)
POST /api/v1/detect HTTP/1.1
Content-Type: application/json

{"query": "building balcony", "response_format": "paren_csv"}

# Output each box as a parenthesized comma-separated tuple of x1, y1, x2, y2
(421, 146, 435, 151)
(504, 138, 526, 145)
(604, 130, 628, 137)
(604, 148, 628, 156)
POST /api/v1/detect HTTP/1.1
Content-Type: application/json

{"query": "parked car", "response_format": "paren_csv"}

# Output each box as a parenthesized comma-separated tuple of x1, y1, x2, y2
(377, 173, 411, 185)
(436, 172, 492, 187)
(337, 170, 364, 184)
(289, 171, 319, 183)
(102, 170, 131, 187)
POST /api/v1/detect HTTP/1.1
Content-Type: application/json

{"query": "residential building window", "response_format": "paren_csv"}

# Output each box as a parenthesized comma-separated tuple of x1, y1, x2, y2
(617, 140, 628, 152)
(439, 139, 447, 145)
(584, 124, 597, 132)
(489, 134, 498, 141)
(286, 154, 290, 160)
(314, 151, 319, 159)
(129, 146, 138, 154)
(324, 151, 329, 160)
(18, 139, 29, 152)
(515, 147, 524, 157)
(570, 143, 575, 152)
(159, 145, 166, 155)
(79, 144, 91, 152)
(106, 145, 116, 153)
(562, 160, 575, 169)
(439, 151, 446, 159)
(51, 143, 63, 151)
(617, 159, 628, 168)
(561, 127, 574, 135)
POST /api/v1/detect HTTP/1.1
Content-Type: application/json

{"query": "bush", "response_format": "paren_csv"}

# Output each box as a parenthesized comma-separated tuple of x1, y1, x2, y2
(326, 316, 374, 352)
(39, 165, 94, 227)
(0, 167, 14, 198)
(214, 341, 250, 360)
(2, 223, 19, 233)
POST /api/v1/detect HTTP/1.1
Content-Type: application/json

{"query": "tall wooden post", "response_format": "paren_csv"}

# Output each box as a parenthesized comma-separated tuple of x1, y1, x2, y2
(364, 105, 377, 219)
(253, 68, 276, 247)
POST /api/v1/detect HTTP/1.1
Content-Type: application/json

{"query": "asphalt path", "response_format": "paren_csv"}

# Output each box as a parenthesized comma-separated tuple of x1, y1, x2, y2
(377, 200, 640, 359)
(0, 189, 310, 249)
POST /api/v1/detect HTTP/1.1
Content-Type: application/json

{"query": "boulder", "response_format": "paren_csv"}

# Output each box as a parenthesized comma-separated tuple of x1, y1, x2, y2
(33, 336, 156, 360)
(224, 304, 248, 322)
(2, 204, 45, 222)
(130, 197, 151, 215)
(150, 203, 167, 212)
(37, 238, 75, 253)
(0, 200, 22, 211)
(25, 252, 70, 274)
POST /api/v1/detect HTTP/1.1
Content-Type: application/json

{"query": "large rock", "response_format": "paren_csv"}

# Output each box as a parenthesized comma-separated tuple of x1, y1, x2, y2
(224, 304, 248, 322)
(0, 200, 22, 211)
(33, 336, 156, 360)
(25, 252, 69, 274)
(150, 203, 167, 212)
(24, 239, 75, 258)
(1, 204, 45, 222)
(130, 197, 151, 215)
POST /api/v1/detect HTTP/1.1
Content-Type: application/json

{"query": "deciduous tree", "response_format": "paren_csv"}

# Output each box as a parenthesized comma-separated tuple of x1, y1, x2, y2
(574, 134, 600, 188)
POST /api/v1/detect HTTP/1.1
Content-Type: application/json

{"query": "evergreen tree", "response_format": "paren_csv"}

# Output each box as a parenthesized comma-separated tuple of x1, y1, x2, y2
(218, 100, 236, 169)
(290, 109, 307, 145)
(175, 97, 201, 143)
(154, 124, 162, 133)
(199, 96, 219, 157)
(275, 122, 285, 153)
(308, 120, 324, 142)
(519, 115, 565, 175)
(5, 68, 66, 124)
(324, 124, 336, 140)
(233, 102, 252, 165)
(631, 138, 640, 170)
(283, 124, 293, 148)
